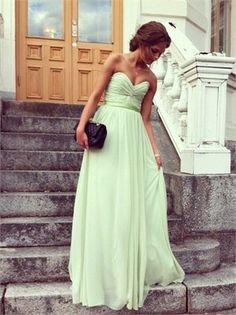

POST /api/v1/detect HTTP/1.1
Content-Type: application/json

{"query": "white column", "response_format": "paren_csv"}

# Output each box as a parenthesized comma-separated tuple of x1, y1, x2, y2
(180, 54, 236, 174)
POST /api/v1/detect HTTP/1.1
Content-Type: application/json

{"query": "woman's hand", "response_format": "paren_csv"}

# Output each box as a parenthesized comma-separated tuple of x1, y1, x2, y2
(155, 154, 162, 169)
(76, 128, 89, 150)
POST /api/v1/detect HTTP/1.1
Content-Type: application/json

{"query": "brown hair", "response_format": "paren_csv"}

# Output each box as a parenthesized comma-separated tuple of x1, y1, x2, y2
(129, 21, 171, 52)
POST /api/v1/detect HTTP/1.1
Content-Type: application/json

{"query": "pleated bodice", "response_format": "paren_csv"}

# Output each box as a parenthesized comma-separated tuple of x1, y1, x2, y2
(104, 72, 150, 112)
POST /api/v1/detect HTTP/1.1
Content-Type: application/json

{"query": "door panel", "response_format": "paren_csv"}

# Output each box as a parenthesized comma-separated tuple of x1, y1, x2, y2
(16, 0, 122, 104)
(72, 0, 122, 103)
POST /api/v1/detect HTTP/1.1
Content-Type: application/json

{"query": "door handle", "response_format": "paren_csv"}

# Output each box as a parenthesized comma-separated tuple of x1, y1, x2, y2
(72, 20, 78, 37)
(72, 20, 78, 48)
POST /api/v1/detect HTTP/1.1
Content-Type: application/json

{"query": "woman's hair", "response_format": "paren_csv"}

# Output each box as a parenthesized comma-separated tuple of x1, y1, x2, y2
(129, 21, 171, 51)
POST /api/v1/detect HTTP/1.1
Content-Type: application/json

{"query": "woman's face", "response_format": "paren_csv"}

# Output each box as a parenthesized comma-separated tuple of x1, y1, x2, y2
(140, 42, 167, 65)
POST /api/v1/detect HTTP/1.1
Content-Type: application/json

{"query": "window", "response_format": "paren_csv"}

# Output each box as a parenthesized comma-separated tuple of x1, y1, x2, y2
(211, 0, 231, 55)
(28, 0, 64, 39)
(78, 0, 112, 43)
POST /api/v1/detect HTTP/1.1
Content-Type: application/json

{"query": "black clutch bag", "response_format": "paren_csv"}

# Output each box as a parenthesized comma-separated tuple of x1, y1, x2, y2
(74, 120, 107, 149)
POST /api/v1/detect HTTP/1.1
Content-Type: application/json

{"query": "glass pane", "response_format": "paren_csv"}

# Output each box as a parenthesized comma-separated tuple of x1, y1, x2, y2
(28, 0, 64, 39)
(78, 0, 112, 43)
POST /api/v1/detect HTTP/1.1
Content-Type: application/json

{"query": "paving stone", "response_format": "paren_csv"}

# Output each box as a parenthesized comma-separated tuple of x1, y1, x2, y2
(184, 263, 236, 313)
(0, 192, 75, 217)
(0, 170, 79, 192)
(1, 150, 83, 171)
(4, 281, 186, 315)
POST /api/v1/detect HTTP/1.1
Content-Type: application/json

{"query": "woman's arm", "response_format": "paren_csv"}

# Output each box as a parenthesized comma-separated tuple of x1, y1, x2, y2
(140, 75, 162, 168)
(76, 54, 119, 149)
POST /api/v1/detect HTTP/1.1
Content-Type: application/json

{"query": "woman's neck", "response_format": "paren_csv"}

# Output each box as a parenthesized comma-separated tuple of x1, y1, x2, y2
(126, 49, 146, 70)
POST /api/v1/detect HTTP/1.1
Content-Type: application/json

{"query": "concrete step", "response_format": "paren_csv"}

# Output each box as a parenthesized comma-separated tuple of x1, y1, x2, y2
(185, 262, 236, 314)
(1, 132, 82, 151)
(0, 190, 174, 218)
(3, 281, 186, 315)
(1, 150, 83, 171)
(2, 100, 84, 117)
(2, 264, 235, 315)
(0, 214, 183, 247)
(0, 192, 75, 217)
(0, 238, 220, 284)
(0, 217, 72, 247)
(1, 115, 79, 134)
(0, 246, 69, 284)
(171, 237, 220, 274)
(0, 170, 79, 192)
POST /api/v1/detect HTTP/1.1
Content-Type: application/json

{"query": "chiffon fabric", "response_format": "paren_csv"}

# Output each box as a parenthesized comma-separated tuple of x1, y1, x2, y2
(68, 72, 185, 310)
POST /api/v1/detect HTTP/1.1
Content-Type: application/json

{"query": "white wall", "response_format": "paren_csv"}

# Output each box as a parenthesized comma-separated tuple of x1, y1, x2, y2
(0, 0, 15, 94)
(123, 0, 141, 53)
(138, 0, 210, 52)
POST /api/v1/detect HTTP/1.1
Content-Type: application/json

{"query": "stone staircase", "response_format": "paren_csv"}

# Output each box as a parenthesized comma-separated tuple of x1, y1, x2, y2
(0, 100, 235, 315)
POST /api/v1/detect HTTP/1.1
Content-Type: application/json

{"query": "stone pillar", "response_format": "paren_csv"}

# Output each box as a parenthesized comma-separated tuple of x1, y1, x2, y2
(180, 54, 236, 174)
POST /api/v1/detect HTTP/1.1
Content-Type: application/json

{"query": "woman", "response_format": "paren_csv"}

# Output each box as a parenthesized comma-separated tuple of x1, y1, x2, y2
(68, 21, 185, 311)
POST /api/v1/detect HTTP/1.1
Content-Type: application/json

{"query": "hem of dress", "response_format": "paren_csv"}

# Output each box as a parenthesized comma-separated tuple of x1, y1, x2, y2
(71, 300, 142, 311)
(70, 278, 185, 311)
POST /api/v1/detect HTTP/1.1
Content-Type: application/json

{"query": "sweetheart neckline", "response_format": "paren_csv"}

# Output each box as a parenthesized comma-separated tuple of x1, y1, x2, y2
(112, 72, 150, 87)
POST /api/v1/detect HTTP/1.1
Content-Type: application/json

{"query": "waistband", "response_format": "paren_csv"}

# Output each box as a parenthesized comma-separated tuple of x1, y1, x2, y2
(103, 101, 140, 113)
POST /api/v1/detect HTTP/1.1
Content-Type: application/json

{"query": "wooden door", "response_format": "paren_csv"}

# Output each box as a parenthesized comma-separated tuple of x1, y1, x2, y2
(16, 0, 72, 102)
(71, 0, 122, 103)
(16, 0, 122, 104)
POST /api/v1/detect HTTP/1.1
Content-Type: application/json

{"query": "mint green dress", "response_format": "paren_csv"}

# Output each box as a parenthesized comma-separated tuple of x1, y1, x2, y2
(68, 72, 185, 310)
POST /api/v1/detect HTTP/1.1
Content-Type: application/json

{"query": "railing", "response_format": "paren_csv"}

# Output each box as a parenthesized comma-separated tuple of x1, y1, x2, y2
(151, 22, 236, 174)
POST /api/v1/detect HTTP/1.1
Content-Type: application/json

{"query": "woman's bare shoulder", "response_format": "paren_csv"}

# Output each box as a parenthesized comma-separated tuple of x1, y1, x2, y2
(105, 53, 123, 65)
(147, 69, 157, 88)
(102, 53, 124, 73)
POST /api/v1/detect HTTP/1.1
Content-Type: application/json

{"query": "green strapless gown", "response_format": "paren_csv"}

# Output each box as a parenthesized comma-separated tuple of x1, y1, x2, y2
(68, 72, 185, 310)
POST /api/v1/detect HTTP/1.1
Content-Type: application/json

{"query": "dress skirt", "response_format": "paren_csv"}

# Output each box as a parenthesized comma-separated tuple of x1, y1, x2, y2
(68, 104, 185, 310)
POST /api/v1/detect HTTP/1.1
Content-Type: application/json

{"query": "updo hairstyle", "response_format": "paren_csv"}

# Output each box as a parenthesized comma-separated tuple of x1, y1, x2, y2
(129, 21, 171, 52)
